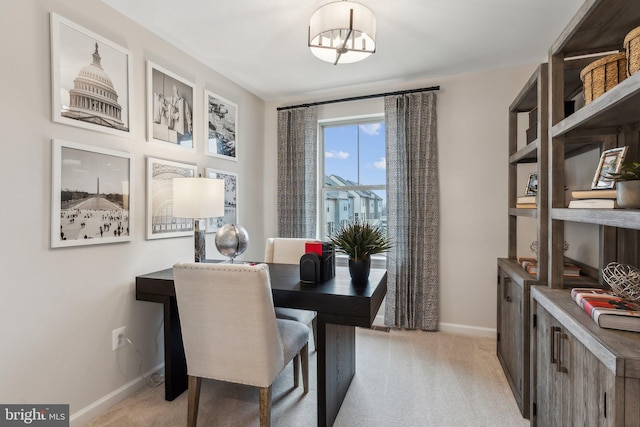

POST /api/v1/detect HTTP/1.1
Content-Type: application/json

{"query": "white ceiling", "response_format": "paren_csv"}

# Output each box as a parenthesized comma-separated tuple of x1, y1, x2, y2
(102, 0, 584, 101)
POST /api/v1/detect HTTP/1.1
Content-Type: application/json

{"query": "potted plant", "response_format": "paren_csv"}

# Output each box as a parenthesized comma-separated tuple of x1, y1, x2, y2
(329, 220, 392, 284)
(608, 161, 640, 208)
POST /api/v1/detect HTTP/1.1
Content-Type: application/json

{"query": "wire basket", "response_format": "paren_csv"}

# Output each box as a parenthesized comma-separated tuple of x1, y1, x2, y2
(602, 262, 640, 301)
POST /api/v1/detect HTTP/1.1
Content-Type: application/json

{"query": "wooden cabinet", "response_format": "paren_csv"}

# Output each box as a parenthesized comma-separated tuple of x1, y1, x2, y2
(497, 259, 534, 418)
(497, 63, 549, 419)
(531, 286, 640, 426)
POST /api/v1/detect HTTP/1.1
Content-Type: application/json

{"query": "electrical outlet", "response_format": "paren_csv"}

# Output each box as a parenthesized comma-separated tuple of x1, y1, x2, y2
(112, 326, 126, 351)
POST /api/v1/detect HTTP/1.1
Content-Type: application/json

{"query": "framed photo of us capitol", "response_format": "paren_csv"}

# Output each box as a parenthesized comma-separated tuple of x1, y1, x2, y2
(51, 139, 132, 248)
(50, 13, 132, 137)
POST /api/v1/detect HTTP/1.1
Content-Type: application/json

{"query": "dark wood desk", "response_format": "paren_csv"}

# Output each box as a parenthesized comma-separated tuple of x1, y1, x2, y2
(135, 263, 387, 427)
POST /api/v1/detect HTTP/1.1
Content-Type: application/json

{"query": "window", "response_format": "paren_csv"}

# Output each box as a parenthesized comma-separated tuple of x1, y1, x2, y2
(320, 117, 386, 241)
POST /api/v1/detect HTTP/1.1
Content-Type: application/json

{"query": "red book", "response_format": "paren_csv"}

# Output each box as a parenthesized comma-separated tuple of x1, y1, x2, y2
(571, 288, 640, 332)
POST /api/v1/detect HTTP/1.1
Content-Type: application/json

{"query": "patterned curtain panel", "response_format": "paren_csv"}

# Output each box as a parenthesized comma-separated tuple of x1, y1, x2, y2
(276, 106, 318, 238)
(384, 92, 439, 331)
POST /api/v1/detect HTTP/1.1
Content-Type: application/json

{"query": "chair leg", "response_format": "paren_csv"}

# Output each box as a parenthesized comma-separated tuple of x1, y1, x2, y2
(187, 376, 202, 427)
(301, 343, 309, 394)
(259, 386, 272, 427)
(311, 317, 318, 350)
(293, 354, 300, 387)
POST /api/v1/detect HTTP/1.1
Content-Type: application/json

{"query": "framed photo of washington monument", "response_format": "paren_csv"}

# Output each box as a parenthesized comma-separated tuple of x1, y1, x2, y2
(50, 13, 132, 137)
(51, 139, 132, 248)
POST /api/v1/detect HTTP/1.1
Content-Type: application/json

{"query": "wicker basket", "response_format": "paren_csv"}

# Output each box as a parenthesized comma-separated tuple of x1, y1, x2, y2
(580, 52, 627, 104)
(624, 26, 640, 76)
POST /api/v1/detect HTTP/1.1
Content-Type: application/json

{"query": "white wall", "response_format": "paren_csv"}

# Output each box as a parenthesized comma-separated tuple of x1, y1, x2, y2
(265, 64, 538, 336)
(0, 1, 265, 425)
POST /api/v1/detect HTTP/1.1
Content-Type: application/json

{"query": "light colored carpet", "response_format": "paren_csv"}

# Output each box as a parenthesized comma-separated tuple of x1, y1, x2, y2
(85, 329, 528, 427)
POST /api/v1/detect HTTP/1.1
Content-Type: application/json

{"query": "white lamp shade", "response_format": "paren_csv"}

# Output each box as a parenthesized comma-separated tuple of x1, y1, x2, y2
(309, 1, 376, 64)
(172, 177, 225, 219)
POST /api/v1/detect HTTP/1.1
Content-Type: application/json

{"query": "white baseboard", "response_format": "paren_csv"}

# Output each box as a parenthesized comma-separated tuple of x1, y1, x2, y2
(439, 322, 496, 338)
(69, 363, 164, 427)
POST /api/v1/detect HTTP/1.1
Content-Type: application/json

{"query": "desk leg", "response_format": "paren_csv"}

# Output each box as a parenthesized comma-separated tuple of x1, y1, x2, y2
(163, 297, 188, 401)
(316, 317, 356, 427)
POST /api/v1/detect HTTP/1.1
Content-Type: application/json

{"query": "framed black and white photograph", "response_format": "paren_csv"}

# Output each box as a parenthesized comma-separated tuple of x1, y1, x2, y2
(205, 168, 237, 232)
(524, 172, 538, 196)
(204, 90, 237, 160)
(50, 13, 132, 137)
(146, 157, 197, 239)
(51, 139, 132, 248)
(147, 62, 195, 149)
(591, 146, 628, 189)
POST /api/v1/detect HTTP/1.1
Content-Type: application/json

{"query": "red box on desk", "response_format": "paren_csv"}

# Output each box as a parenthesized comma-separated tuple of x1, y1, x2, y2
(305, 241, 323, 256)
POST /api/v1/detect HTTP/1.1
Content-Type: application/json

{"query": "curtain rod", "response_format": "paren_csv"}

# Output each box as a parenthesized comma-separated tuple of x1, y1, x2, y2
(276, 85, 440, 111)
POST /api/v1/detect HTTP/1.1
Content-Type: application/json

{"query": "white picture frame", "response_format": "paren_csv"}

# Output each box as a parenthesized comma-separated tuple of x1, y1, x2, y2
(205, 168, 237, 232)
(146, 157, 197, 239)
(591, 146, 628, 190)
(51, 139, 133, 248)
(50, 13, 132, 137)
(147, 61, 195, 150)
(204, 90, 237, 161)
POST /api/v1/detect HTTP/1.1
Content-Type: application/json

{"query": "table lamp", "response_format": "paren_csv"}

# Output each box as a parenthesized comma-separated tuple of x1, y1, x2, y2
(172, 177, 225, 262)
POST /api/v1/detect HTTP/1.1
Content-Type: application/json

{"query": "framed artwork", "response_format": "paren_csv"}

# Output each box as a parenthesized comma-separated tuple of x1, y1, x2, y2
(204, 90, 237, 160)
(591, 146, 628, 189)
(51, 139, 132, 248)
(50, 13, 132, 137)
(147, 62, 195, 149)
(524, 173, 538, 196)
(146, 157, 197, 239)
(205, 168, 237, 232)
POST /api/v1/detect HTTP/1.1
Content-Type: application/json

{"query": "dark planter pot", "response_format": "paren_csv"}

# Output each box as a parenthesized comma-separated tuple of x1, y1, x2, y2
(349, 257, 371, 285)
(617, 180, 640, 209)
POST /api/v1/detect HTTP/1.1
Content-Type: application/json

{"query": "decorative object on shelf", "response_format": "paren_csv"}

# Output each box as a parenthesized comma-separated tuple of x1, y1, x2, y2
(329, 220, 391, 284)
(591, 146, 628, 190)
(571, 287, 640, 332)
(624, 26, 640, 76)
(603, 262, 640, 302)
(606, 161, 640, 208)
(215, 224, 249, 263)
(172, 177, 225, 262)
(580, 52, 627, 104)
(530, 240, 568, 256)
(524, 172, 538, 196)
(308, 0, 376, 65)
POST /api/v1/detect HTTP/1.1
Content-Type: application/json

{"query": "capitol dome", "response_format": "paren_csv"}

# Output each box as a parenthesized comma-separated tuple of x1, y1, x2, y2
(62, 43, 127, 131)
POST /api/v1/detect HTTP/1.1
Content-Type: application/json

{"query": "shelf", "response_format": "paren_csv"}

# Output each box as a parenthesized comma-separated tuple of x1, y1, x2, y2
(509, 67, 540, 112)
(509, 208, 537, 218)
(551, 208, 640, 229)
(551, 0, 640, 57)
(510, 140, 538, 164)
(551, 72, 640, 138)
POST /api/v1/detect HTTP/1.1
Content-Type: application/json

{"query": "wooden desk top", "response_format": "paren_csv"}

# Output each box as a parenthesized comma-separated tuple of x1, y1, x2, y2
(136, 263, 387, 328)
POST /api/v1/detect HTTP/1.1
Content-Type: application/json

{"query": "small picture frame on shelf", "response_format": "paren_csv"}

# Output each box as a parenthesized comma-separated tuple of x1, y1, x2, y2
(591, 146, 628, 190)
(524, 173, 538, 196)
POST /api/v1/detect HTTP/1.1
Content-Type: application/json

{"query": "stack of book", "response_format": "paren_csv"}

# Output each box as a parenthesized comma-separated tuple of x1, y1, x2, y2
(571, 287, 640, 332)
(516, 256, 581, 276)
(516, 195, 536, 209)
(568, 189, 618, 208)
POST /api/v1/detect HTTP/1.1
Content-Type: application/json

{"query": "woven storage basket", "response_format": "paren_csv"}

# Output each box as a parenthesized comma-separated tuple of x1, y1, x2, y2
(624, 26, 640, 76)
(580, 52, 627, 104)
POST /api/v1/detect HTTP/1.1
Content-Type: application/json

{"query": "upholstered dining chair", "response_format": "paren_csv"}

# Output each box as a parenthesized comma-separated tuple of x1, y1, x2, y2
(173, 262, 309, 427)
(264, 237, 318, 348)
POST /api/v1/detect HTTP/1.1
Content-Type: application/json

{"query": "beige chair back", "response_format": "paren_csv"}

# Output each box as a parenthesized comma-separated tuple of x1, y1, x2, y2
(173, 262, 284, 387)
(264, 238, 310, 264)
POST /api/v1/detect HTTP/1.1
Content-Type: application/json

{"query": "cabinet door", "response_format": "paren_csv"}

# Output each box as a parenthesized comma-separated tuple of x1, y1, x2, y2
(535, 305, 569, 426)
(568, 330, 617, 427)
(497, 269, 524, 405)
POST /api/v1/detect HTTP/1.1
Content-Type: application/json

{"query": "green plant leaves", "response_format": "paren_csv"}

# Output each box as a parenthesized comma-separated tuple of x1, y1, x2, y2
(328, 220, 392, 260)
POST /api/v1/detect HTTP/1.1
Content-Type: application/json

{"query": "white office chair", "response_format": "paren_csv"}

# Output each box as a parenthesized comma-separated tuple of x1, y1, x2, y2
(265, 238, 318, 349)
(173, 262, 309, 427)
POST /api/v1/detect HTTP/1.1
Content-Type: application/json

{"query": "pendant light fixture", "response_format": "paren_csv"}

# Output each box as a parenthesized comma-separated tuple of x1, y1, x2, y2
(308, 0, 376, 65)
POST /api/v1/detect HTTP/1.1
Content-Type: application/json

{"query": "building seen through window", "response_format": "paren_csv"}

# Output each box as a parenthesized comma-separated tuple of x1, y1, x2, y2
(321, 117, 386, 240)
